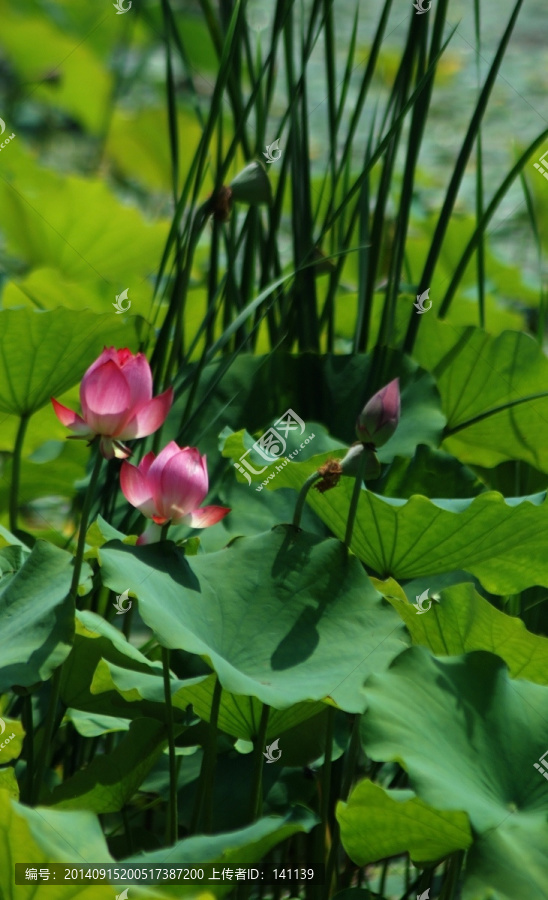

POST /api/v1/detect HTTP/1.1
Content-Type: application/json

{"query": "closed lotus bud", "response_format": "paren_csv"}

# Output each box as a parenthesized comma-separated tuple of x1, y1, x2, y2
(356, 378, 400, 448)
(229, 161, 273, 206)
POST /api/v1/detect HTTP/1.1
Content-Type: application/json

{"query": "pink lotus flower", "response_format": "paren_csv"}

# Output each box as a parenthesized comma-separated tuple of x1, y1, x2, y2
(356, 378, 400, 448)
(120, 441, 230, 544)
(51, 347, 173, 459)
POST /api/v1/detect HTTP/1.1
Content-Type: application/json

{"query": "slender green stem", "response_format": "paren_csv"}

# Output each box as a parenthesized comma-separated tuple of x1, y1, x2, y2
(344, 449, 368, 548)
(191, 676, 223, 834)
(70, 447, 103, 600)
(318, 706, 334, 891)
(248, 703, 270, 821)
(293, 472, 321, 528)
(325, 713, 362, 892)
(160, 521, 171, 541)
(162, 647, 178, 844)
(33, 445, 103, 800)
(32, 667, 61, 803)
(9, 414, 29, 534)
(440, 850, 464, 900)
(122, 806, 135, 855)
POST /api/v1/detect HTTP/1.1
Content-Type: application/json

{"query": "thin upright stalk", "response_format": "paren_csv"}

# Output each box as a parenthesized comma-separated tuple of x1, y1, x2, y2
(293, 472, 321, 528)
(249, 703, 270, 821)
(162, 647, 178, 844)
(191, 676, 223, 834)
(33, 446, 103, 800)
(9, 413, 29, 534)
(70, 447, 104, 599)
(32, 667, 61, 803)
(317, 705, 334, 892)
(344, 450, 368, 548)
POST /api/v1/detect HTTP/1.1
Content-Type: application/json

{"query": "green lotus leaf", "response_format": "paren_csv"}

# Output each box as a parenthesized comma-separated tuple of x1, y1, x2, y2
(98, 529, 407, 712)
(337, 780, 472, 866)
(0, 541, 75, 693)
(389, 581, 548, 685)
(360, 648, 548, 900)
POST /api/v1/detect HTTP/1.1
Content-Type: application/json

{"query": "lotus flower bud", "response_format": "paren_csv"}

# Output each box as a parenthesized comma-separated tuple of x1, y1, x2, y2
(356, 378, 400, 448)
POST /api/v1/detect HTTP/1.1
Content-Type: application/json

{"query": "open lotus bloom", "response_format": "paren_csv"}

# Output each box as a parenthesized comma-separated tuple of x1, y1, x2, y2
(355, 377, 400, 448)
(120, 441, 230, 544)
(51, 347, 173, 459)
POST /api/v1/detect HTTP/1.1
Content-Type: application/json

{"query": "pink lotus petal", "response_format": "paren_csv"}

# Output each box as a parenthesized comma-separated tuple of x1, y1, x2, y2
(159, 448, 208, 521)
(81, 347, 119, 387)
(81, 360, 132, 435)
(118, 352, 153, 409)
(120, 460, 158, 519)
(186, 505, 231, 528)
(138, 451, 156, 477)
(51, 398, 93, 435)
(117, 387, 173, 440)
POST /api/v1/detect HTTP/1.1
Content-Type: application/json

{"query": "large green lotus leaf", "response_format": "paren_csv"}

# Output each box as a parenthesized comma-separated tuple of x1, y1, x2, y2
(46, 718, 169, 813)
(0, 541, 74, 692)
(95, 662, 326, 742)
(389, 581, 548, 685)
(0, 9, 110, 132)
(122, 809, 318, 898)
(0, 792, 179, 899)
(337, 780, 472, 866)
(360, 648, 548, 900)
(64, 708, 130, 738)
(59, 611, 190, 722)
(0, 158, 168, 283)
(105, 108, 207, 194)
(241, 440, 548, 594)
(0, 308, 143, 415)
(98, 529, 407, 712)
(411, 316, 548, 474)
(2, 267, 156, 321)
